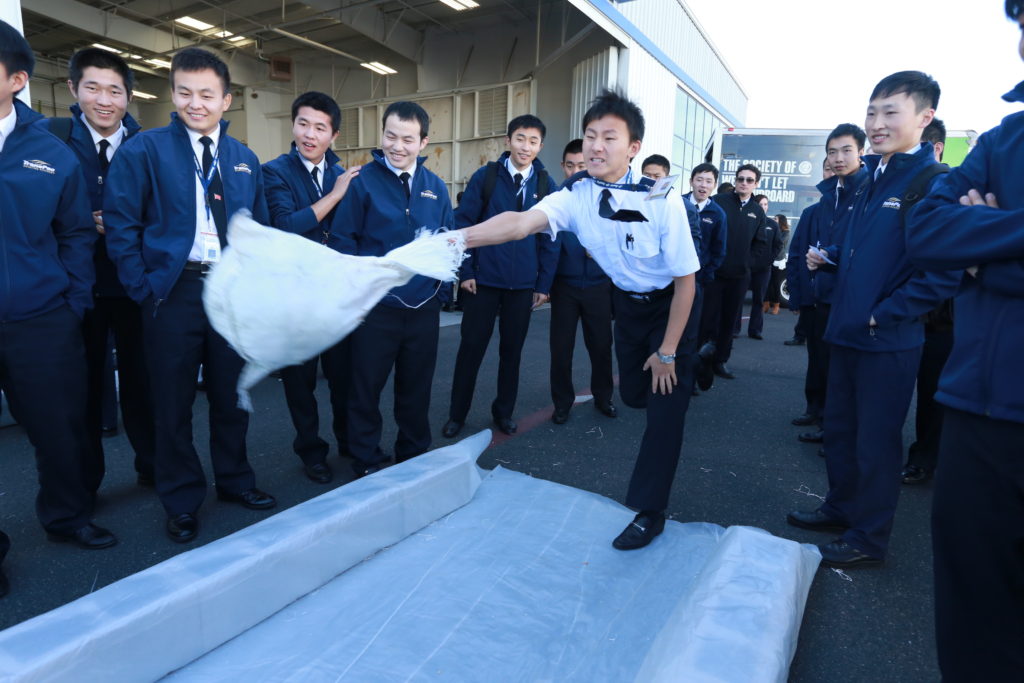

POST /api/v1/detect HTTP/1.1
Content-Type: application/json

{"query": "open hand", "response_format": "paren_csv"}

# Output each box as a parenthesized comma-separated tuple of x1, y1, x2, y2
(642, 353, 677, 395)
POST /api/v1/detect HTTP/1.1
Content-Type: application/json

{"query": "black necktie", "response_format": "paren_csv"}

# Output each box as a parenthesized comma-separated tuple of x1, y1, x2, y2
(598, 188, 648, 223)
(97, 139, 111, 176)
(399, 171, 411, 199)
(513, 172, 524, 210)
(599, 188, 614, 219)
(311, 166, 322, 196)
(200, 136, 227, 247)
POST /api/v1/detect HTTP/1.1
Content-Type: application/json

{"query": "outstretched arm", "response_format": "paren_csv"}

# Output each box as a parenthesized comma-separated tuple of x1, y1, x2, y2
(461, 208, 550, 249)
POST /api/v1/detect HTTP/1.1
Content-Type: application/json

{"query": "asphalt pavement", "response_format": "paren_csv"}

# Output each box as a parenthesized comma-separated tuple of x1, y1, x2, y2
(0, 302, 939, 682)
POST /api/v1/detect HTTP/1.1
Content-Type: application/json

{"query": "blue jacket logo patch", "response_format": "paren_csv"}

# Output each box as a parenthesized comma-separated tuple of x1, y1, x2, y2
(233, 163, 252, 175)
(882, 197, 902, 210)
(746, 212, 757, 219)
(702, 217, 713, 224)
(420, 190, 438, 200)
(23, 159, 56, 175)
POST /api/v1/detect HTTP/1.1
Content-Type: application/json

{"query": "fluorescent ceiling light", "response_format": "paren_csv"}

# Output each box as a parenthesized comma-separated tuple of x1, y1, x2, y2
(213, 30, 233, 38)
(128, 54, 143, 60)
(368, 61, 397, 74)
(439, 0, 478, 9)
(133, 90, 158, 100)
(228, 35, 248, 43)
(91, 43, 122, 54)
(175, 16, 214, 31)
(146, 58, 172, 69)
(361, 63, 387, 75)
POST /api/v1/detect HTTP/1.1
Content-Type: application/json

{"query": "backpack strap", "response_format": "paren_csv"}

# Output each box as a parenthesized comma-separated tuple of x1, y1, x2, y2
(47, 117, 74, 144)
(535, 169, 550, 201)
(477, 161, 501, 224)
(901, 163, 949, 225)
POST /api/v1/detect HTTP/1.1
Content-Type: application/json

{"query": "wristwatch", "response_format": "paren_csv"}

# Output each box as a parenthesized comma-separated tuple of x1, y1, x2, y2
(657, 352, 676, 364)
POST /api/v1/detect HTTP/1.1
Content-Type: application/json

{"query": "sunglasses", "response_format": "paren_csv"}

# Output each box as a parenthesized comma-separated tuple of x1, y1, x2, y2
(736, 176, 757, 183)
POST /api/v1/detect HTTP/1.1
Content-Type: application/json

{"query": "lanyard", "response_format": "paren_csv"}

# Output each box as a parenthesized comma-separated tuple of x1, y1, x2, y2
(192, 146, 220, 221)
(590, 169, 651, 193)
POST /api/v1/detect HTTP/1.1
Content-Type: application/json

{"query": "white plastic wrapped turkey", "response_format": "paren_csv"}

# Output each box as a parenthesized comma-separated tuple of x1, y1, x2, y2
(203, 210, 465, 410)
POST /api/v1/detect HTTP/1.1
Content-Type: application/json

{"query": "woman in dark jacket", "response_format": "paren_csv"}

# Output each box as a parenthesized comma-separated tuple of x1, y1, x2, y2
(766, 214, 790, 314)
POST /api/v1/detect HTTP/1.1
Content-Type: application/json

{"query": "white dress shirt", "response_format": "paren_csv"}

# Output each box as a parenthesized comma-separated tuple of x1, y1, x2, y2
(186, 126, 222, 263)
(80, 114, 126, 163)
(382, 154, 417, 194)
(0, 106, 17, 153)
(533, 171, 700, 292)
(300, 155, 327, 196)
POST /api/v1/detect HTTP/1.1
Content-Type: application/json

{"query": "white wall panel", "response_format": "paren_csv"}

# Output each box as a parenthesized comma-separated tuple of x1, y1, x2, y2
(570, 47, 618, 135)
(621, 45, 676, 174)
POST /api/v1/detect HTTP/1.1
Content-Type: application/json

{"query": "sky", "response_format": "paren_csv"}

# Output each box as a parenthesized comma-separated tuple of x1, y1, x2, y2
(683, 0, 1023, 134)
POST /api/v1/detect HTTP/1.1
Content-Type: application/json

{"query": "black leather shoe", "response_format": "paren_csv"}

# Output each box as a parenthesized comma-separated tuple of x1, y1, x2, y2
(696, 344, 715, 391)
(137, 472, 155, 487)
(786, 508, 846, 532)
(47, 523, 118, 549)
(166, 514, 198, 544)
(791, 413, 819, 426)
(712, 362, 736, 379)
(441, 420, 463, 438)
(493, 416, 517, 435)
(595, 400, 617, 418)
(216, 488, 277, 510)
(901, 464, 933, 485)
(819, 539, 883, 568)
(352, 462, 382, 478)
(799, 429, 824, 443)
(784, 337, 806, 346)
(748, 332, 763, 340)
(612, 511, 666, 550)
(551, 408, 570, 425)
(304, 462, 333, 484)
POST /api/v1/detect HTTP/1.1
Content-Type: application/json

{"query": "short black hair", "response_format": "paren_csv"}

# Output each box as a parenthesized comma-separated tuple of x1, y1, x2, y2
(562, 138, 582, 160)
(753, 194, 768, 205)
(690, 162, 719, 181)
(382, 101, 429, 139)
(717, 182, 734, 194)
(736, 163, 761, 182)
(582, 88, 645, 142)
(506, 114, 546, 140)
(171, 48, 231, 95)
(291, 91, 341, 133)
(826, 123, 866, 151)
(69, 47, 134, 95)
(641, 154, 670, 173)
(0, 20, 34, 92)
(1007, 0, 1023, 19)
(870, 70, 940, 113)
(922, 117, 947, 146)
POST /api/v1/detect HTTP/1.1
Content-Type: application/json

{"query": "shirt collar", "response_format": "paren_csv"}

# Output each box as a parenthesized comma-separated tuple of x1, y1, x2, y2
(186, 124, 221, 153)
(0, 105, 17, 151)
(505, 156, 533, 182)
(878, 143, 922, 176)
(299, 154, 326, 177)
(694, 196, 709, 211)
(80, 113, 125, 154)
(382, 153, 417, 179)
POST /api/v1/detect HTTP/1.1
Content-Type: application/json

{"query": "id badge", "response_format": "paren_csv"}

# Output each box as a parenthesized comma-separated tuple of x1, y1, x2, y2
(201, 231, 221, 263)
(645, 175, 678, 200)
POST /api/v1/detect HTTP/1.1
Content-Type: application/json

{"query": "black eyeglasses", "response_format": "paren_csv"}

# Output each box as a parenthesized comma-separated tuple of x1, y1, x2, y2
(736, 176, 757, 184)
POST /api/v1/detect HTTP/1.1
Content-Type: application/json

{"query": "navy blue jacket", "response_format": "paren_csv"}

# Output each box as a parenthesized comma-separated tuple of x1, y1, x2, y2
(824, 143, 961, 352)
(455, 153, 558, 293)
(104, 114, 269, 304)
(907, 84, 1024, 423)
(810, 167, 868, 304)
(683, 191, 727, 285)
(786, 202, 818, 310)
(331, 150, 454, 309)
(0, 100, 94, 322)
(263, 145, 346, 252)
(712, 191, 765, 279)
(55, 104, 142, 298)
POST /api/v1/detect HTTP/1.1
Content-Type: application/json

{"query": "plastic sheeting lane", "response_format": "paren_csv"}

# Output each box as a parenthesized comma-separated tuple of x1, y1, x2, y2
(0, 431, 489, 682)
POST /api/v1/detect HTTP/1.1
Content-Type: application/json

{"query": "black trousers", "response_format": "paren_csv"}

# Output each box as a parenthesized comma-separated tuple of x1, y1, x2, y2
(549, 279, 614, 412)
(699, 275, 745, 364)
(614, 286, 700, 513)
(280, 338, 351, 466)
(142, 273, 255, 517)
(804, 303, 831, 420)
(906, 328, 953, 472)
(932, 408, 1024, 681)
(82, 296, 155, 490)
(448, 285, 533, 422)
(743, 268, 771, 336)
(348, 300, 440, 466)
(794, 306, 812, 341)
(0, 305, 94, 534)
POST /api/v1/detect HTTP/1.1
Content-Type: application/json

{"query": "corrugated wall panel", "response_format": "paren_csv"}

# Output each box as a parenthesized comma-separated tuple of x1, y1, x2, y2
(571, 47, 618, 137)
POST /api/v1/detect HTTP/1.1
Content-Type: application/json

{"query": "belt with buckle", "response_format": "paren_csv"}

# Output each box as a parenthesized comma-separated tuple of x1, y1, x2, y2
(619, 284, 673, 303)
(183, 261, 213, 275)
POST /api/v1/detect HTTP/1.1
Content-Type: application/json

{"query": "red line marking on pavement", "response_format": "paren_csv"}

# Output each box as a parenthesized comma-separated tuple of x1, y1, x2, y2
(489, 375, 620, 448)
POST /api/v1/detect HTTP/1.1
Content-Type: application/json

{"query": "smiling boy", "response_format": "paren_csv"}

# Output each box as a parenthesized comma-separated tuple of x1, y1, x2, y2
(460, 90, 699, 550)
(442, 115, 558, 439)
(789, 71, 960, 568)
(262, 92, 359, 485)
(105, 48, 275, 544)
